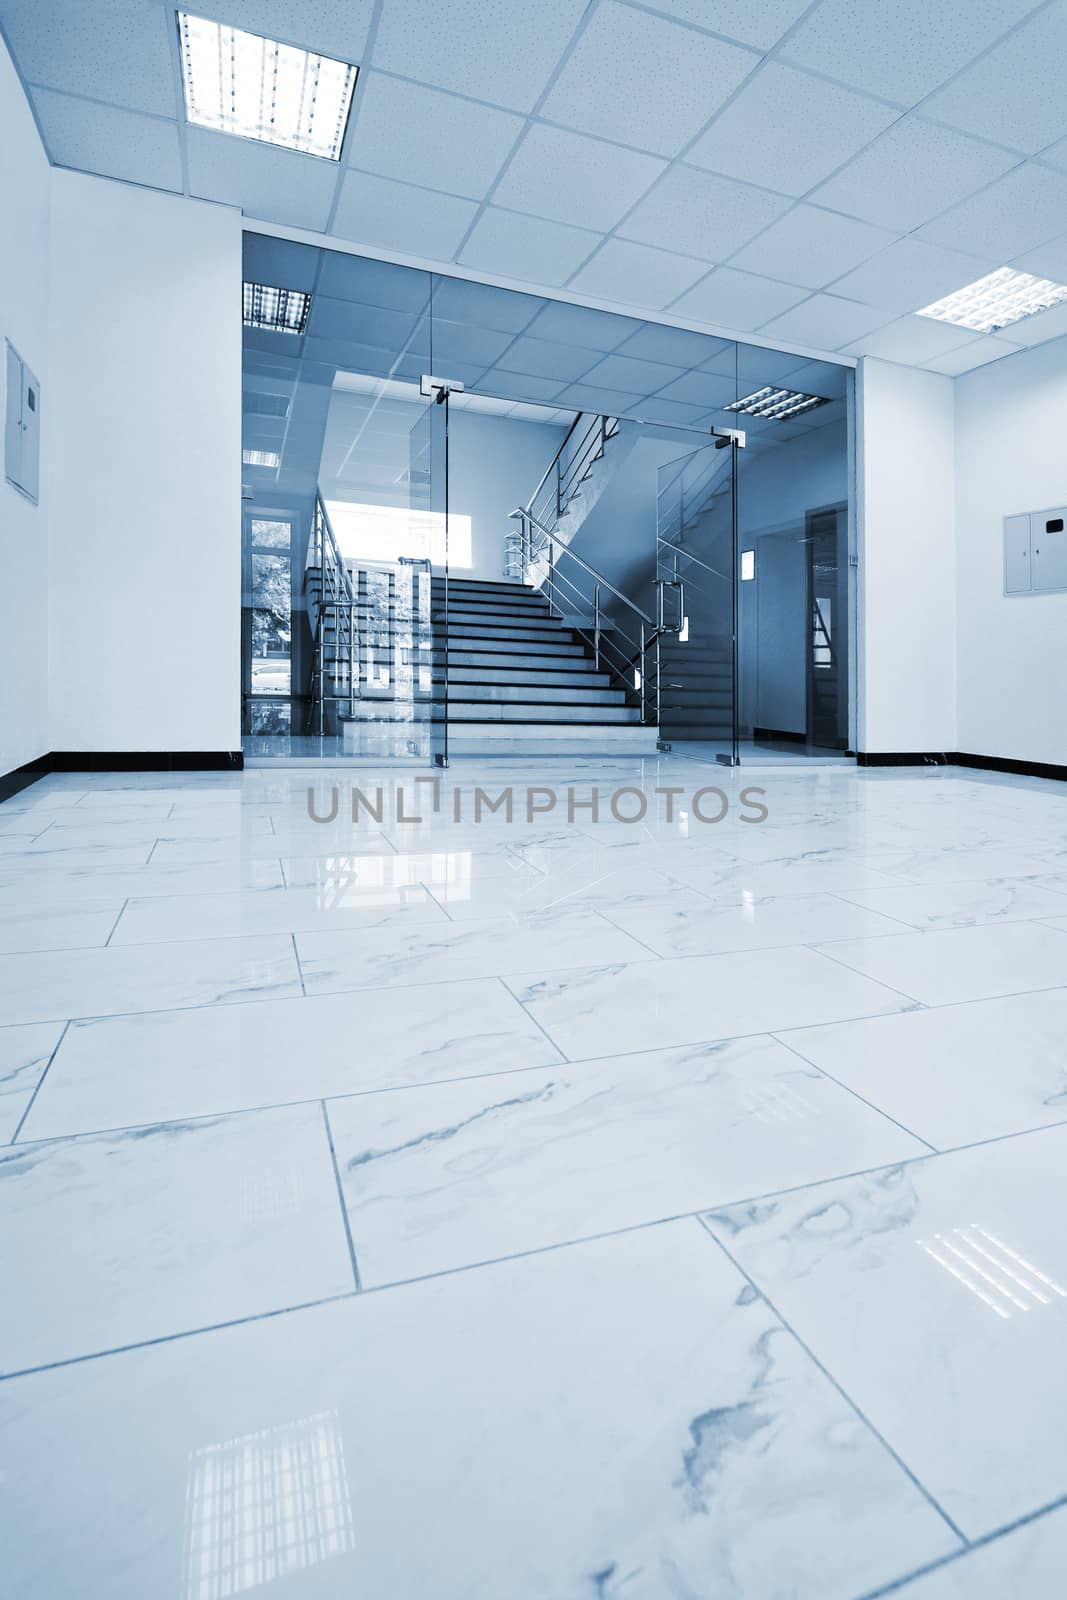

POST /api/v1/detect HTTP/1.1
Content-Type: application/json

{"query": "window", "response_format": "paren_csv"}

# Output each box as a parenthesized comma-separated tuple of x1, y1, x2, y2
(323, 501, 473, 570)
(740, 549, 755, 581)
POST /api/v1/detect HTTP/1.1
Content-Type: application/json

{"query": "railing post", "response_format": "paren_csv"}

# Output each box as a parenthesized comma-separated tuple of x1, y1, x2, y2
(639, 622, 646, 723)
(594, 582, 601, 670)
(547, 544, 555, 614)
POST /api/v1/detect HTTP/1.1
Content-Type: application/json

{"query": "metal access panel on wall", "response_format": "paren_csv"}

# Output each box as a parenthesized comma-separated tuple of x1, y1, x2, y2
(4, 340, 41, 505)
(1004, 506, 1067, 596)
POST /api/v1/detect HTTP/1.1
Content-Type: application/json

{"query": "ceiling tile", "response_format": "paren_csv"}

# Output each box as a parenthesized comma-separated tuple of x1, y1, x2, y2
(555, 382, 645, 413)
(457, 207, 601, 286)
(430, 276, 546, 332)
(370, 0, 588, 111)
(670, 267, 810, 330)
(842, 314, 977, 363)
(636, 0, 815, 51)
(654, 371, 739, 408)
(618, 164, 791, 262)
(1011, 234, 1067, 282)
(207, 1, 375, 61)
(568, 239, 711, 307)
(827, 236, 999, 314)
(730, 346, 814, 382)
(923, 337, 1023, 375)
(523, 301, 643, 350)
(613, 323, 727, 366)
(33, 92, 182, 192)
(316, 252, 430, 310)
(779, 360, 850, 400)
(918, 163, 1067, 259)
(346, 74, 522, 199)
(688, 62, 900, 197)
(187, 129, 340, 229)
(922, 4, 1067, 155)
(2, 0, 175, 114)
(759, 294, 890, 349)
(492, 124, 666, 231)
(728, 205, 896, 289)
(999, 297, 1067, 347)
(540, 1, 758, 157)
(333, 170, 478, 258)
(473, 371, 567, 402)
(494, 336, 601, 382)
(1040, 135, 1067, 173)
(581, 353, 688, 392)
(424, 318, 517, 367)
(624, 396, 710, 425)
(244, 234, 323, 293)
(306, 297, 423, 350)
(811, 117, 1020, 232)
(780, 0, 1043, 106)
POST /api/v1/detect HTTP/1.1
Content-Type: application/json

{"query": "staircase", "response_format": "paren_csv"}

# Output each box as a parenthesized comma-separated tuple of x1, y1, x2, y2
(435, 577, 657, 754)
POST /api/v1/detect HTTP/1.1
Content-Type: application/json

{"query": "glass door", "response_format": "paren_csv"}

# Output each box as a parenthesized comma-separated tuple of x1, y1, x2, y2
(655, 434, 740, 764)
(412, 379, 451, 768)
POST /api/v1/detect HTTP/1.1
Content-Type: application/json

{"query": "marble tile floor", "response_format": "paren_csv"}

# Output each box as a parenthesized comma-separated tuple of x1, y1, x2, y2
(2, 756, 1067, 1599)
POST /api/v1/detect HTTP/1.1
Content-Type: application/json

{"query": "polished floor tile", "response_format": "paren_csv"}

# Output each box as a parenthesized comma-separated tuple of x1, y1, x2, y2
(0, 1023, 64, 1142)
(816, 921, 1067, 1006)
(602, 889, 908, 957)
(507, 944, 912, 1059)
(296, 909, 655, 993)
(705, 1124, 1067, 1538)
(3, 759, 1067, 1591)
(0, 1224, 957, 1599)
(327, 1035, 925, 1285)
(837, 876, 1067, 931)
(877, 1504, 1067, 1598)
(0, 935, 303, 1025)
(781, 988, 1067, 1148)
(19, 981, 560, 1140)
(0, 901, 124, 954)
(0, 1104, 355, 1375)
(110, 882, 447, 944)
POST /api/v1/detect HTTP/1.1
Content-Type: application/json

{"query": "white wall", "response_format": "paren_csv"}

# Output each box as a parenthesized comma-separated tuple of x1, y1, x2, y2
(47, 173, 242, 753)
(955, 336, 1067, 767)
(448, 409, 564, 581)
(0, 36, 50, 775)
(857, 358, 957, 754)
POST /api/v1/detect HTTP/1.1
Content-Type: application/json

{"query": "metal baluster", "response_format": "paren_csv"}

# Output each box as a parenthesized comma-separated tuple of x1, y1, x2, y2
(639, 622, 646, 723)
(594, 582, 601, 670)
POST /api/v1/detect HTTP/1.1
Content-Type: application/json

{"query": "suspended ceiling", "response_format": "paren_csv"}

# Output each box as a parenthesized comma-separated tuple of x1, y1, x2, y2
(15, 0, 1067, 376)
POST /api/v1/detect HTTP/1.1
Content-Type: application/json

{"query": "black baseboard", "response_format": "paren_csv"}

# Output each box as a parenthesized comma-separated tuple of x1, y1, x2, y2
(1, 750, 243, 803)
(858, 750, 1066, 782)
(752, 726, 806, 744)
(856, 752, 951, 767)
(0, 753, 52, 804)
(954, 751, 1067, 783)
(49, 751, 243, 773)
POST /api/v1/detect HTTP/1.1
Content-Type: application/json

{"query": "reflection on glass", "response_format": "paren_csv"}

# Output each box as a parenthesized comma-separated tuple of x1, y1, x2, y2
(183, 1411, 354, 1599)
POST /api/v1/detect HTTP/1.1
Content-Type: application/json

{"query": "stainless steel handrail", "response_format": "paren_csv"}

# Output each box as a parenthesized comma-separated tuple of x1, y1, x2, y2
(510, 508, 656, 626)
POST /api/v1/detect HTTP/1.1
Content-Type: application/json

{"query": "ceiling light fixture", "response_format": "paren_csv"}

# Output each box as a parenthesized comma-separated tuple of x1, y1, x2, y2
(917, 266, 1067, 334)
(726, 387, 828, 421)
(243, 448, 281, 468)
(178, 12, 358, 160)
(243, 282, 311, 334)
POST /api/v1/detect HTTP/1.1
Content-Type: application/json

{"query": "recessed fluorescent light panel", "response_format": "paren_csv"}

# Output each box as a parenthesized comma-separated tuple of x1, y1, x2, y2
(243, 449, 281, 468)
(243, 282, 311, 334)
(178, 12, 357, 160)
(917, 266, 1067, 334)
(725, 387, 828, 421)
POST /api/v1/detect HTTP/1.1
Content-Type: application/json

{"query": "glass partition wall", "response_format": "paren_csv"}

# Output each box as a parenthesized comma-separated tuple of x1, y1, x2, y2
(240, 232, 854, 767)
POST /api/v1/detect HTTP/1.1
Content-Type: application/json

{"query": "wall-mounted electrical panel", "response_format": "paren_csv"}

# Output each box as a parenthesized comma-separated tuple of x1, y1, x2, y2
(1004, 505, 1067, 596)
(4, 340, 41, 505)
